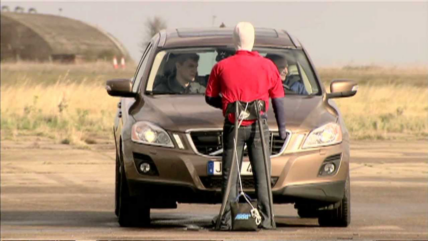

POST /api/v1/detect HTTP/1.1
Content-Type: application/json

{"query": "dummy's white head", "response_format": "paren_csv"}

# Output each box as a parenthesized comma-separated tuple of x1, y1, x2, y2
(233, 22, 255, 51)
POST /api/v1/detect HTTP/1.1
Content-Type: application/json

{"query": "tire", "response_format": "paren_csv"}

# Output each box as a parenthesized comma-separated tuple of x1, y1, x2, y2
(297, 208, 319, 218)
(318, 175, 351, 227)
(114, 152, 120, 217)
(117, 149, 150, 227)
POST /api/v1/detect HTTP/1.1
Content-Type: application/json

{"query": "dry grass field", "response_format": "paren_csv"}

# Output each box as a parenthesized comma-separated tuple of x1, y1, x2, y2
(1, 62, 427, 146)
(318, 65, 427, 86)
(318, 66, 428, 139)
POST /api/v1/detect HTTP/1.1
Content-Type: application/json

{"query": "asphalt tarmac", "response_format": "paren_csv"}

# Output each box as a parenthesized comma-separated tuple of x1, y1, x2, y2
(1, 138, 427, 240)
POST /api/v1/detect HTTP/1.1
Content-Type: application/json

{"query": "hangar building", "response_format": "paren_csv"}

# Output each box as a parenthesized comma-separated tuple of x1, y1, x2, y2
(1, 12, 130, 62)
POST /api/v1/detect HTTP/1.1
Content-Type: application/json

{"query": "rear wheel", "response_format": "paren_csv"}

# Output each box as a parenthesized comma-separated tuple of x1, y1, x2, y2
(318, 175, 351, 227)
(117, 150, 150, 227)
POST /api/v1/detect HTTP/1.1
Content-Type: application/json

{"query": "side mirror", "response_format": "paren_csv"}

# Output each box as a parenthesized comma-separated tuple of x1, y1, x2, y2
(327, 79, 358, 99)
(105, 79, 137, 98)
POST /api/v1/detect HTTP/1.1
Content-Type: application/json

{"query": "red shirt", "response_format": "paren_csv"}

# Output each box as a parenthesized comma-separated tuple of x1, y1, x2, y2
(205, 50, 284, 125)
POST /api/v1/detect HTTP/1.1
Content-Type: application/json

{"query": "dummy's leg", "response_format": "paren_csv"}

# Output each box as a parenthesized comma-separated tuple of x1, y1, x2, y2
(256, 103, 276, 229)
(216, 104, 240, 230)
(247, 120, 275, 229)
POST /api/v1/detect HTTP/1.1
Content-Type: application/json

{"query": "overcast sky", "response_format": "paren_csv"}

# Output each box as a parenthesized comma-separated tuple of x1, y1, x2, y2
(2, 1, 427, 67)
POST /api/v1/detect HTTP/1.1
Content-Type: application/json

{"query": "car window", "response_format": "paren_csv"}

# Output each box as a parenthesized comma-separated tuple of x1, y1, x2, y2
(261, 49, 319, 95)
(146, 48, 218, 94)
(145, 47, 320, 96)
(197, 52, 217, 75)
(293, 50, 319, 95)
(132, 43, 152, 93)
(298, 62, 313, 94)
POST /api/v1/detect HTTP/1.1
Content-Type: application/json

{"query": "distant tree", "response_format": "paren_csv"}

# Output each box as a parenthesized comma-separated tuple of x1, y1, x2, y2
(2, 6, 10, 12)
(14, 6, 24, 13)
(219, 22, 226, 28)
(28, 8, 37, 14)
(141, 16, 167, 52)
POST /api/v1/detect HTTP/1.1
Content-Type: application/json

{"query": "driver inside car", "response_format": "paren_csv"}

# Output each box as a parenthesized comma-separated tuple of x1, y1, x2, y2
(154, 53, 206, 94)
(265, 54, 308, 95)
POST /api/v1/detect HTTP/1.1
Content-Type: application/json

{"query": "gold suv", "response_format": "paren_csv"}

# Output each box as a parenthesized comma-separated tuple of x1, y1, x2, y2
(106, 28, 358, 228)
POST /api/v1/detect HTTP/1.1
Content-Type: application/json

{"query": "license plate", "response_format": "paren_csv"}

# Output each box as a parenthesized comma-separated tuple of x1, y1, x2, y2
(207, 161, 252, 176)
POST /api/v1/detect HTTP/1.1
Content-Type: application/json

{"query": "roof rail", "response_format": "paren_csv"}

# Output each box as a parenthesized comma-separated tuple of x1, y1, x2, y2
(158, 30, 167, 47)
(282, 30, 301, 48)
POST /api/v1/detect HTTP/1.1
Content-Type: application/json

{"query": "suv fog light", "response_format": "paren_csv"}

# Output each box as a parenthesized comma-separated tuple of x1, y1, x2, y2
(140, 163, 151, 173)
(318, 154, 341, 176)
(323, 163, 335, 175)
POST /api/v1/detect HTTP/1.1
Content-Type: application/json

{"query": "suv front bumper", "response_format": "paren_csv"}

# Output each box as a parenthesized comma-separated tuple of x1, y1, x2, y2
(121, 137, 349, 205)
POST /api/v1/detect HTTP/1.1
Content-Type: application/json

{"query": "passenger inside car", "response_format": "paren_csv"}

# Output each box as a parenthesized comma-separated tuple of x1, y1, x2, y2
(265, 54, 308, 95)
(151, 49, 310, 95)
(153, 53, 206, 94)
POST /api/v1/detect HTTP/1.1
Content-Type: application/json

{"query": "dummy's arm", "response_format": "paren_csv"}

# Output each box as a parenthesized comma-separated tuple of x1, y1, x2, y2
(271, 97, 287, 140)
(205, 96, 223, 109)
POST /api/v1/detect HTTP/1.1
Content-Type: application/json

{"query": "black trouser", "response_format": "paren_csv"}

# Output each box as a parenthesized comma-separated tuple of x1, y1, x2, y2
(221, 118, 274, 229)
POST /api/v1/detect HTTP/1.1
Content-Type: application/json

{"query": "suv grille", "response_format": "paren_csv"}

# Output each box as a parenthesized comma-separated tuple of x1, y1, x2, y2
(200, 176, 279, 189)
(189, 130, 289, 157)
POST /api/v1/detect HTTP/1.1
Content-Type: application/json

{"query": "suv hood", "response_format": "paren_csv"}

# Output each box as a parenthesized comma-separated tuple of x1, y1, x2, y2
(134, 95, 337, 133)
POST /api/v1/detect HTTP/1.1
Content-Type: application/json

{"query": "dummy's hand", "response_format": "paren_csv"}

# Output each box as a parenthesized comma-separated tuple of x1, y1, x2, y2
(280, 128, 287, 140)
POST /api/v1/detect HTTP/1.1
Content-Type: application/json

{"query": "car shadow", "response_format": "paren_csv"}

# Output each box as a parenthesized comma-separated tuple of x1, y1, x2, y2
(1, 210, 118, 228)
(274, 215, 319, 228)
(1, 211, 319, 230)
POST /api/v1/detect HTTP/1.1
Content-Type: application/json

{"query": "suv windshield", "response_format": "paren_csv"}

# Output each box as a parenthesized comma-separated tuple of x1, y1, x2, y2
(145, 47, 320, 96)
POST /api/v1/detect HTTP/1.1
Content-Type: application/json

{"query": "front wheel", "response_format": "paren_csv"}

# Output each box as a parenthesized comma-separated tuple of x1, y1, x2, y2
(117, 150, 150, 227)
(318, 175, 351, 227)
(297, 208, 319, 218)
(114, 152, 120, 217)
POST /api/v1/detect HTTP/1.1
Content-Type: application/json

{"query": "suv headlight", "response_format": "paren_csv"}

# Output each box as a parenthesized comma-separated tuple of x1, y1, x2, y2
(131, 121, 174, 148)
(302, 123, 342, 149)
